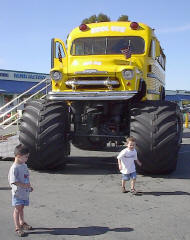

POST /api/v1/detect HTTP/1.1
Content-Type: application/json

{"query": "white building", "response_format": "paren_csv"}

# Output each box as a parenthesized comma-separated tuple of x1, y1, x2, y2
(0, 69, 49, 106)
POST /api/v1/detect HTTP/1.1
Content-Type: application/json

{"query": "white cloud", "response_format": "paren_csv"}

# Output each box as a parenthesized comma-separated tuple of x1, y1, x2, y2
(157, 24, 190, 34)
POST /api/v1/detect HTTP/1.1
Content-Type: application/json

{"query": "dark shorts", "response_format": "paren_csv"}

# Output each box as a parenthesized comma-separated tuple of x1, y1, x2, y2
(122, 171, 137, 181)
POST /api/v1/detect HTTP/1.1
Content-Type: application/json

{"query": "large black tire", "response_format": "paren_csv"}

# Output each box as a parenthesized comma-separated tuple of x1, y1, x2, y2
(130, 100, 183, 174)
(19, 100, 70, 170)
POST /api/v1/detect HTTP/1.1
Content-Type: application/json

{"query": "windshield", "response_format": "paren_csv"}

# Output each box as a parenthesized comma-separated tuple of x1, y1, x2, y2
(71, 36, 145, 56)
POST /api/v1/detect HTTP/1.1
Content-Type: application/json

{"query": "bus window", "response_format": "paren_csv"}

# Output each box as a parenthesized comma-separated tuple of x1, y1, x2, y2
(55, 42, 65, 59)
(149, 39, 156, 59)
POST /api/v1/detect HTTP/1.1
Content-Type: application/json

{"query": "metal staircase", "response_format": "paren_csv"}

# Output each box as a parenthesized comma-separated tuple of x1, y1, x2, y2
(0, 77, 51, 158)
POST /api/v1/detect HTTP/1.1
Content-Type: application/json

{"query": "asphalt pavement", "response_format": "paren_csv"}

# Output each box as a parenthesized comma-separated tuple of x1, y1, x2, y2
(0, 128, 190, 240)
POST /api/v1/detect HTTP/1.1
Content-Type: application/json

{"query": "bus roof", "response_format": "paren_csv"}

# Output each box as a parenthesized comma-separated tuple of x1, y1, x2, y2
(67, 21, 153, 42)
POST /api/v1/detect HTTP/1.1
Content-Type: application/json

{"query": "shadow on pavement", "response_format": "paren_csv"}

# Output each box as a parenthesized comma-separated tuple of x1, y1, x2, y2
(26, 226, 133, 236)
(183, 131, 190, 138)
(0, 187, 11, 190)
(2, 130, 189, 179)
(132, 190, 190, 196)
(39, 156, 119, 175)
(169, 143, 190, 179)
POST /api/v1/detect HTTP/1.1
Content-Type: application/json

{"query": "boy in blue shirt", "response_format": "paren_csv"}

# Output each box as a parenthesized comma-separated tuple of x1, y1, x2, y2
(8, 144, 33, 237)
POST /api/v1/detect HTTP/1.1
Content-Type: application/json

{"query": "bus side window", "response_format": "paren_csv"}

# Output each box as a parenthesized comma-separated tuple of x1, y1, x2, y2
(149, 39, 156, 59)
(159, 49, 166, 70)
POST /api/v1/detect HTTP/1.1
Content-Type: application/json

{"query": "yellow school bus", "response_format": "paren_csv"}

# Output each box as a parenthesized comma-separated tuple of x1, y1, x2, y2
(49, 21, 166, 101)
(20, 21, 182, 174)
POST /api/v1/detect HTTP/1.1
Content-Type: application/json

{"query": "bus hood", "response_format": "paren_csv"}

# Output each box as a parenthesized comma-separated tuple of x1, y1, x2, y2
(67, 56, 140, 75)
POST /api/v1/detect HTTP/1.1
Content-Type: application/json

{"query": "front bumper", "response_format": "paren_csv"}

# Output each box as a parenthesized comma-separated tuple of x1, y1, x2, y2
(47, 91, 138, 101)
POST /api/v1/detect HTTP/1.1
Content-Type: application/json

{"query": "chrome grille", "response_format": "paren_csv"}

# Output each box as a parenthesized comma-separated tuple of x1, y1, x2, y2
(66, 77, 120, 90)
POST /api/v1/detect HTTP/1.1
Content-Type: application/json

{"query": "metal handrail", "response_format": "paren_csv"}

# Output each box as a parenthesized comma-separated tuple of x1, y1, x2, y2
(1, 112, 18, 125)
(0, 77, 50, 112)
(0, 83, 51, 119)
(0, 77, 51, 130)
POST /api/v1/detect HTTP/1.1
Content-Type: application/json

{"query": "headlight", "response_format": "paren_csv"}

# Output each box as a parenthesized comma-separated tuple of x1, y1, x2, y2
(51, 71, 62, 81)
(122, 69, 134, 80)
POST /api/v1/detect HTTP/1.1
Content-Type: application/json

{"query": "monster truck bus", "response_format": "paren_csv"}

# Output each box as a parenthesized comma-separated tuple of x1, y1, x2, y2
(19, 21, 183, 173)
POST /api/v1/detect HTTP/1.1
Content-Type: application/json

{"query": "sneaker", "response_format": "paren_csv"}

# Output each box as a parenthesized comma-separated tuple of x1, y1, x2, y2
(15, 228, 26, 237)
(122, 187, 127, 193)
(20, 222, 33, 230)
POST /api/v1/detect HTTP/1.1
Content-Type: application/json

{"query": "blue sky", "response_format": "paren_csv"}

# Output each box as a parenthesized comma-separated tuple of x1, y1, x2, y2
(0, 0, 190, 90)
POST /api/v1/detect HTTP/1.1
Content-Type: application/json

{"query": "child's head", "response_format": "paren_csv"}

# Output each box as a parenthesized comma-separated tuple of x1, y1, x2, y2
(126, 136, 136, 150)
(14, 144, 30, 164)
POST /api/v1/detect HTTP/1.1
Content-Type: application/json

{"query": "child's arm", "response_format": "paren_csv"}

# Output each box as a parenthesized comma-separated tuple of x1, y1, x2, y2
(135, 159, 142, 167)
(118, 158, 122, 170)
(13, 182, 31, 188)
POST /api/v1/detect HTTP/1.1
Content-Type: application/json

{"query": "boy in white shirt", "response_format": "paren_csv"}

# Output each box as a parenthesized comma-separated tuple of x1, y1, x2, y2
(117, 136, 142, 193)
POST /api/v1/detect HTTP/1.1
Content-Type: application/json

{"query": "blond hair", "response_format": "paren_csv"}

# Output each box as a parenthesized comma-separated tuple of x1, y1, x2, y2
(126, 136, 136, 143)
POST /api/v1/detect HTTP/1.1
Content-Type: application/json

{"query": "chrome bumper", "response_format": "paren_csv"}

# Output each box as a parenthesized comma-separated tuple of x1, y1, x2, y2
(47, 91, 138, 101)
